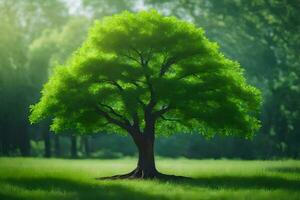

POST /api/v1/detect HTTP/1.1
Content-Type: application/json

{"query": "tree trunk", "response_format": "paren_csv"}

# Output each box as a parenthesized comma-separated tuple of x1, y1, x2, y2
(97, 113, 189, 181)
(98, 133, 187, 180)
(44, 131, 51, 158)
(54, 135, 61, 157)
(19, 129, 30, 157)
(71, 135, 77, 158)
(100, 134, 158, 179)
(0, 127, 10, 156)
(19, 124, 30, 157)
(83, 136, 90, 157)
(134, 136, 157, 177)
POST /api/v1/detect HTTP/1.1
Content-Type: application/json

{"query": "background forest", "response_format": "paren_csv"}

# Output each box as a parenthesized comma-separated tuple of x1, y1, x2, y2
(0, 0, 299, 159)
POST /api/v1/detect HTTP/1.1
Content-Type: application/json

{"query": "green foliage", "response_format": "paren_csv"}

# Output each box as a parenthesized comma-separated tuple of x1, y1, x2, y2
(28, 17, 90, 87)
(30, 10, 261, 138)
(0, 0, 78, 156)
(147, 0, 300, 157)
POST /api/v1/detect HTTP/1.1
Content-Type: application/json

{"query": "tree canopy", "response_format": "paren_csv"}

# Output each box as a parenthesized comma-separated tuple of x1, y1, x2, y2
(29, 10, 261, 138)
(146, 0, 300, 156)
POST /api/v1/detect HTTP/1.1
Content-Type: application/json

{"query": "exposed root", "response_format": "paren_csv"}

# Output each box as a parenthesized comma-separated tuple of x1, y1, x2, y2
(96, 168, 191, 181)
(97, 169, 137, 180)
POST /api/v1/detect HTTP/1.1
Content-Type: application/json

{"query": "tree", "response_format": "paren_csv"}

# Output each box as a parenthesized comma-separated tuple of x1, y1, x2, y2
(203, 0, 300, 157)
(28, 17, 90, 157)
(43, 123, 52, 158)
(29, 10, 261, 179)
(147, 0, 300, 158)
(0, 0, 69, 156)
(0, 1, 29, 155)
(70, 135, 78, 158)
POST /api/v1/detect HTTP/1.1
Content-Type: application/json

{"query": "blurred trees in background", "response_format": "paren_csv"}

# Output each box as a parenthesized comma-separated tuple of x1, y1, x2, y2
(0, 0, 299, 158)
(147, 0, 300, 158)
(0, 0, 69, 156)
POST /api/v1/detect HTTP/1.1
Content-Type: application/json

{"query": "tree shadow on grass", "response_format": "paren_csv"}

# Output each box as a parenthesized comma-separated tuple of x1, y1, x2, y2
(1, 174, 300, 200)
(169, 175, 300, 191)
(267, 167, 300, 175)
(0, 177, 168, 200)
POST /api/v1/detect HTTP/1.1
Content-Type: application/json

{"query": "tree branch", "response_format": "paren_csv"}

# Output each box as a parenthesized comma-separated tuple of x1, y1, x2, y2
(159, 56, 177, 77)
(120, 52, 141, 65)
(153, 105, 171, 119)
(98, 103, 124, 120)
(132, 111, 140, 132)
(128, 47, 160, 136)
(177, 72, 200, 80)
(99, 79, 124, 91)
(97, 111, 143, 144)
(111, 80, 123, 91)
(131, 47, 157, 112)
(95, 106, 131, 131)
(160, 115, 180, 122)
(138, 99, 146, 109)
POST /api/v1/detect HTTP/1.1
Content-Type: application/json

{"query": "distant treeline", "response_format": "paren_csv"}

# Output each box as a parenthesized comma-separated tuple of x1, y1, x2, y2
(0, 0, 299, 158)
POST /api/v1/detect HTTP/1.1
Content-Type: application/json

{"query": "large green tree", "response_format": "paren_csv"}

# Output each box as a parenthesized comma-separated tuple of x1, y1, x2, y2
(147, 0, 300, 157)
(30, 11, 261, 179)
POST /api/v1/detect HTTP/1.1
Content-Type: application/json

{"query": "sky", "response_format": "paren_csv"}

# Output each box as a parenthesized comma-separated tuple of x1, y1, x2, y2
(64, 0, 147, 16)
(64, 0, 83, 15)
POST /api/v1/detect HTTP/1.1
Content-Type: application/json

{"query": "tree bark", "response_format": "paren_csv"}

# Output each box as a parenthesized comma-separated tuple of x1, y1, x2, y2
(19, 129, 30, 157)
(0, 127, 10, 156)
(71, 135, 77, 158)
(97, 109, 188, 180)
(83, 136, 90, 157)
(19, 123, 30, 157)
(134, 135, 157, 177)
(98, 132, 188, 180)
(44, 130, 51, 158)
(54, 135, 61, 157)
(100, 134, 158, 179)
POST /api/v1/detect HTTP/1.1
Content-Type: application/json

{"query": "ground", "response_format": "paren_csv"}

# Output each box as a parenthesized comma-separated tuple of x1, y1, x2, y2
(0, 158, 299, 200)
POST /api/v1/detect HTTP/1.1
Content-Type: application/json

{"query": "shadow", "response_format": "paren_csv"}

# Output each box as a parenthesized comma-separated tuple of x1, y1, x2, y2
(165, 175, 300, 191)
(1, 177, 168, 200)
(2, 174, 300, 199)
(268, 167, 300, 174)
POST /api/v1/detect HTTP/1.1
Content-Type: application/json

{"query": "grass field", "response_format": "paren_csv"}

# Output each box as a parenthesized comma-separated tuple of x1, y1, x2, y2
(0, 158, 299, 200)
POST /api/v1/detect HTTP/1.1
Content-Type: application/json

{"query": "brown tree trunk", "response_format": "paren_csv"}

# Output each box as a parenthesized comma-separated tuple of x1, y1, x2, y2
(98, 132, 188, 180)
(102, 126, 183, 180)
(100, 134, 159, 179)
(134, 135, 158, 178)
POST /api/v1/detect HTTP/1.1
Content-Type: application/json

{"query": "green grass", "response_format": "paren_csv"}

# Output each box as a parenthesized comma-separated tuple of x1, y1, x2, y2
(0, 158, 299, 200)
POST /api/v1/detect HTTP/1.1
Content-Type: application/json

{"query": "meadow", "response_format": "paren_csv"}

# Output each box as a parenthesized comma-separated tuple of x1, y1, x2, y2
(0, 158, 299, 200)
